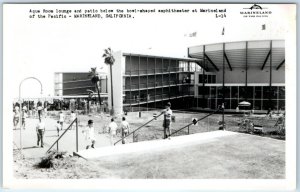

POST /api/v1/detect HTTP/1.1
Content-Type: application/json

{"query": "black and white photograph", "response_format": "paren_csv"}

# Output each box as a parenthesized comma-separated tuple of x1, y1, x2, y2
(2, 3, 296, 190)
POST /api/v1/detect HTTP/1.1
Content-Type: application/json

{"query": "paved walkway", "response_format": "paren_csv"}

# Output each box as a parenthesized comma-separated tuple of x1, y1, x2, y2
(75, 130, 238, 159)
(13, 117, 113, 158)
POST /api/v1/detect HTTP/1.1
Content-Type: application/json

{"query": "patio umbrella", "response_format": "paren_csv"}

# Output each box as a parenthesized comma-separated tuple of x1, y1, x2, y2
(238, 101, 251, 107)
(238, 101, 251, 116)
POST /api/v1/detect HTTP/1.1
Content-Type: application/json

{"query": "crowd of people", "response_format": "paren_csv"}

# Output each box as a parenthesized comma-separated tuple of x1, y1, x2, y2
(13, 99, 174, 150)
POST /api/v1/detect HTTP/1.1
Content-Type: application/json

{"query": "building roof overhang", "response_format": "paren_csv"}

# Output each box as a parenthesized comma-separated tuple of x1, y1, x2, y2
(188, 40, 285, 72)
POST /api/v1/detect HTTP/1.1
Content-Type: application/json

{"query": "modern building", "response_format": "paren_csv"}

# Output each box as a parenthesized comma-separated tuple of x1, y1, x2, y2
(54, 72, 108, 100)
(108, 52, 202, 114)
(188, 39, 285, 111)
(108, 40, 285, 115)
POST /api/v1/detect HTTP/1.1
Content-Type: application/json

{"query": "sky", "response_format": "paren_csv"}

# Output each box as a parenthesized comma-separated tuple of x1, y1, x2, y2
(3, 4, 295, 98)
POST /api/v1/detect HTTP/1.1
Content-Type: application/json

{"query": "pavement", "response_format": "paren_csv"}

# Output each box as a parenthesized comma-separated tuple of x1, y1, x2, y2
(13, 116, 114, 158)
(75, 130, 238, 159)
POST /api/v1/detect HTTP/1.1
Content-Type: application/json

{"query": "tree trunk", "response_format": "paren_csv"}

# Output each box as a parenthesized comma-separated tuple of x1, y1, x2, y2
(110, 64, 114, 115)
(95, 83, 101, 105)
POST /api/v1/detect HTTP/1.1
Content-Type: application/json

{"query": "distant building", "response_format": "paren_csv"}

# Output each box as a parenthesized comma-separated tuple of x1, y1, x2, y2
(54, 72, 108, 100)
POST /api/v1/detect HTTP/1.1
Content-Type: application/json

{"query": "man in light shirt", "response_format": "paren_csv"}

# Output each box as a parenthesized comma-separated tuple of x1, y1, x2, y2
(36, 118, 46, 148)
(162, 102, 172, 139)
(120, 117, 130, 144)
(108, 118, 118, 145)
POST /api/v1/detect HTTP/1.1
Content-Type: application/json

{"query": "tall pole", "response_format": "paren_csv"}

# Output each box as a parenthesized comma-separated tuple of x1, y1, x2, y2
(19, 77, 43, 153)
(76, 118, 78, 152)
(222, 43, 225, 129)
(269, 40, 272, 109)
(110, 65, 114, 115)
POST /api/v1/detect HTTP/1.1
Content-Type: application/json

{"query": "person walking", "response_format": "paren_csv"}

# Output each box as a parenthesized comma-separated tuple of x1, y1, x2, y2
(13, 110, 20, 129)
(21, 109, 28, 130)
(108, 118, 118, 145)
(59, 111, 64, 130)
(162, 102, 172, 139)
(36, 118, 46, 148)
(37, 104, 43, 120)
(55, 121, 61, 136)
(120, 117, 130, 144)
(70, 111, 76, 129)
(82, 119, 96, 149)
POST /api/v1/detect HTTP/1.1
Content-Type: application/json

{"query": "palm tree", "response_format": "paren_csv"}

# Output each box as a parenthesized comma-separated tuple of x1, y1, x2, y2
(102, 48, 115, 115)
(88, 67, 101, 107)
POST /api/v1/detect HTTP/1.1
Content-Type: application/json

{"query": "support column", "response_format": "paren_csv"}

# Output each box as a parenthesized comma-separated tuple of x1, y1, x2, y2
(146, 57, 149, 110)
(222, 43, 225, 129)
(169, 59, 171, 100)
(161, 58, 163, 108)
(269, 40, 273, 108)
(129, 55, 132, 108)
(245, 41, 248, 87)
(202, 45, 206, 108)
(154, 58, 156, 108)
(138, 56, 140, 111)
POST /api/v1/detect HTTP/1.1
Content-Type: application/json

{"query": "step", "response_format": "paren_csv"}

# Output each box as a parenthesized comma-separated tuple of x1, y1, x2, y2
(74, 130, 238, 159)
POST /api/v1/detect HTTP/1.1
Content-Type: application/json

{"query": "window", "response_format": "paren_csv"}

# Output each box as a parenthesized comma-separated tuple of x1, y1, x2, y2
(210, 87, 216, 98)
(199, 74, 203, 83)
(217, 87, 223, 98)
(262, 86, 270, 99)
(231, 87, 238, 98)
(279, 87, 285, 99)
(245, 87, 253, 100)
(239, 87, 246, 100)
(207, 75, 212, 83)
(254, 86, 262, 99)
(254, 100, 261, 110)
(211, 75, 216, 83)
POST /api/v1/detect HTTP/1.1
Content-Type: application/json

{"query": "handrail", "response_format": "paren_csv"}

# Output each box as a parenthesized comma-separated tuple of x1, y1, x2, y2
(114, 112, 164, 145)
(46, 118, 78, 153)
(170, 109, 220, 136)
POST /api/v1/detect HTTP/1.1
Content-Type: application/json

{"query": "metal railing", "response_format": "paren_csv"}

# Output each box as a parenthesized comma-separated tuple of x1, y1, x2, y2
(170, 109, 220, 136)
(125, 67, 191, 75)
(46, 118, 78, 153)
(114, 112, 164, 145)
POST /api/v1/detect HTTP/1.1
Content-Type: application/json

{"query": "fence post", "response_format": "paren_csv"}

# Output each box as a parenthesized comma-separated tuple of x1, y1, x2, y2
(133, 131, 135, 142)
(56, 141, 59, 152)
(76, 118, 78, 152)
(188, 125, 190, 135)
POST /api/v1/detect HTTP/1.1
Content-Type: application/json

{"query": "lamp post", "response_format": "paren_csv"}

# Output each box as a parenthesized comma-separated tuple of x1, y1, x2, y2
(19, 77, 43, 153)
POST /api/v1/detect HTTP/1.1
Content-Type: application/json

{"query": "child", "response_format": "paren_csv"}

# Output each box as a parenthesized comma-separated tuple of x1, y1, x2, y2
(162, 102, 172, 139)
(55, 121, 61, 136)
(70, 111, 76, 129)
(82, 119, 96, 149)
(59, 111, 64, 130)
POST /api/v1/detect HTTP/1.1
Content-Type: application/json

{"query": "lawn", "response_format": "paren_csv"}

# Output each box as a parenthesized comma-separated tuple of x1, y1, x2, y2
(14, 132, 285, 179)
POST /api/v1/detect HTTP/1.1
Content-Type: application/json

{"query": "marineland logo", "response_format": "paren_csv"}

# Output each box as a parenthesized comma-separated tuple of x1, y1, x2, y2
(240, 4, 272, 17)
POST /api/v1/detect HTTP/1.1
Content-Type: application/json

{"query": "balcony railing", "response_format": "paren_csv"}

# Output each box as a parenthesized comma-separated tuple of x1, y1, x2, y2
(124, 67, 194, 76)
